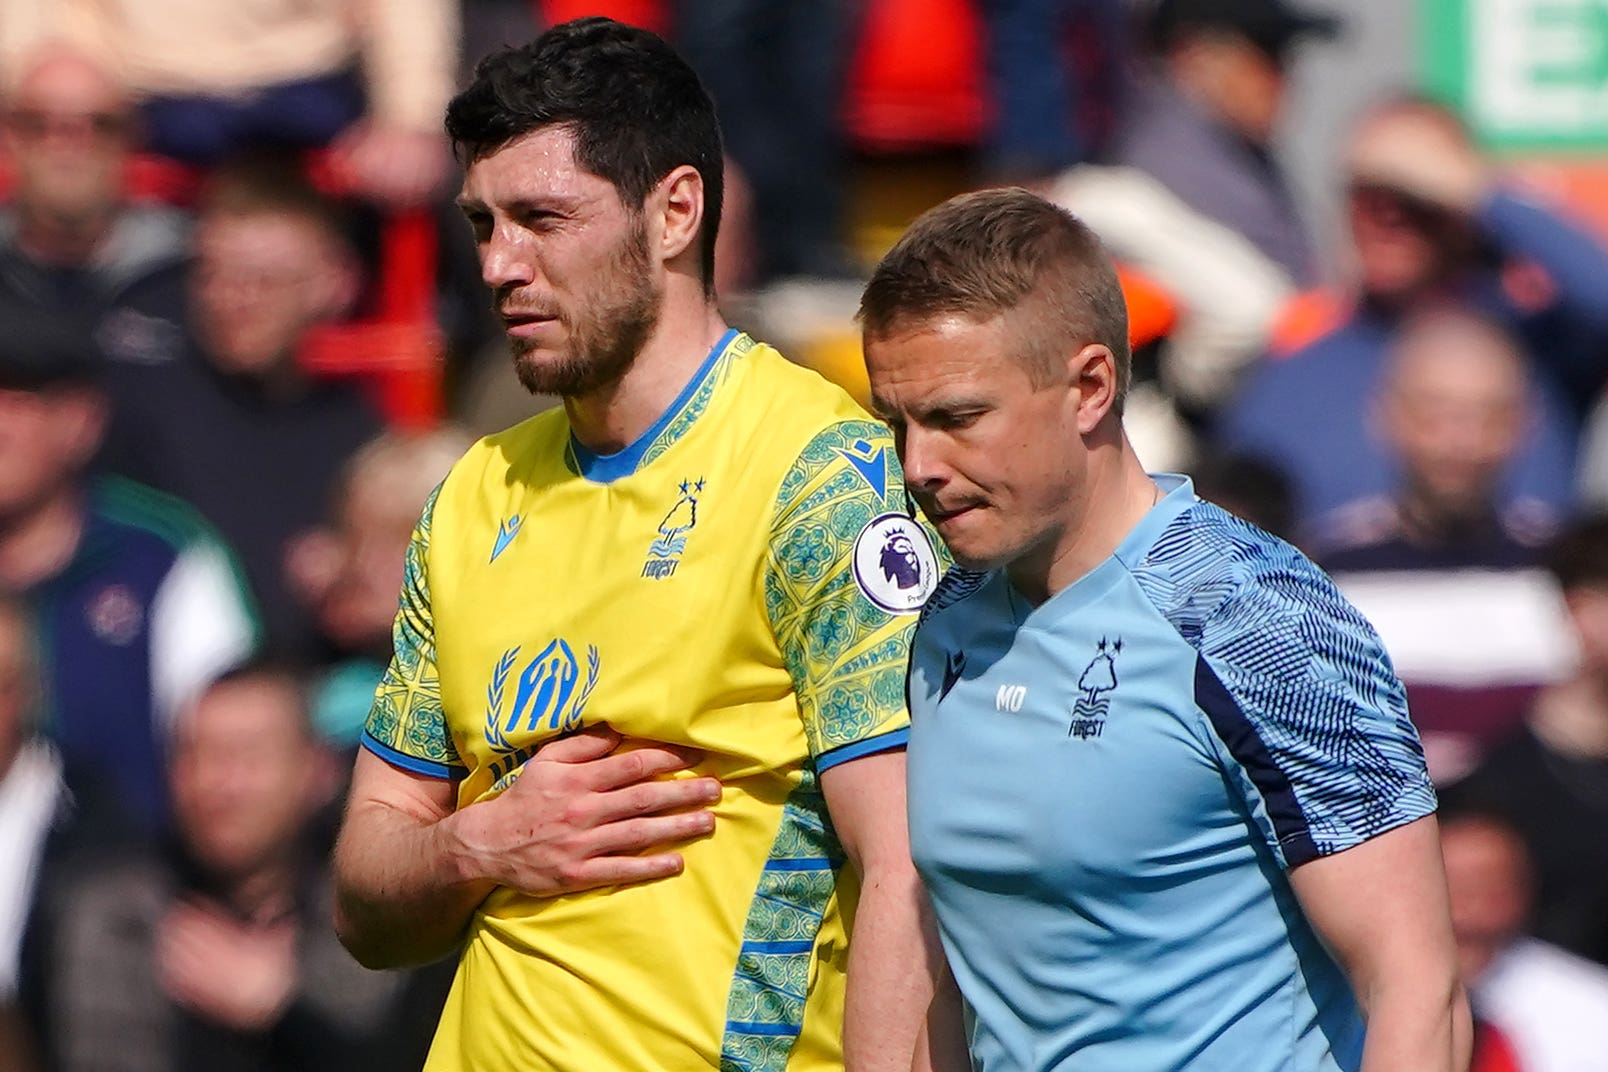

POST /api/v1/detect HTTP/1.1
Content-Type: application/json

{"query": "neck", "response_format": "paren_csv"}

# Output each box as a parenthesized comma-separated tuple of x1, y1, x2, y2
(15, 203, 114, 268)
(1394, 489, 1494, 543)
(0, 485, 86, 590)
(1008, 430, 1158, 605)
(565, 282, 727, 455)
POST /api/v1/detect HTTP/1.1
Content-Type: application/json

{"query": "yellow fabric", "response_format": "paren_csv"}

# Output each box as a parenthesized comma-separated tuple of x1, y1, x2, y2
(364, 333, 939, 1071)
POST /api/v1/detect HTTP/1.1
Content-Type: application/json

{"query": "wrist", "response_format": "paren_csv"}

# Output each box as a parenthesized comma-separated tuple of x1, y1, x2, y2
(435, 804, 503, 891)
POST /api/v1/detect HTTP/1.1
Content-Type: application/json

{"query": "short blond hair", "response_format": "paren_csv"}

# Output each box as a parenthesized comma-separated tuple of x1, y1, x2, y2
(858, 187, 1130, 407)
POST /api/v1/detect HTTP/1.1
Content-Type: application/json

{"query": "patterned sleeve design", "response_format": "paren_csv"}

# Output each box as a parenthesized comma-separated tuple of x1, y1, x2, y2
(763, 421, 941, 769)
(362, 484, 466, 779)
(1137, 502, 1436, 868)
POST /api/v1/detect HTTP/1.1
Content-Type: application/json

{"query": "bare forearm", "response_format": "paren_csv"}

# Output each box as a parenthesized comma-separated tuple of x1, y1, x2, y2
(844, 869, 941, 1072)
(1358, 979, 1471, 1072)
(333, 800, 495, 969)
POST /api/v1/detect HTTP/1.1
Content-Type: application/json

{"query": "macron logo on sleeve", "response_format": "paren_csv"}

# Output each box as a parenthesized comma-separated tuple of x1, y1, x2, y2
(490, 516, 523, 563)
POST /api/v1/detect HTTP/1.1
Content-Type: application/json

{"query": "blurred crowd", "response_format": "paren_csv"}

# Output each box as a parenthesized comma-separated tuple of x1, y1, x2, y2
(1, 1, 1607, 1071)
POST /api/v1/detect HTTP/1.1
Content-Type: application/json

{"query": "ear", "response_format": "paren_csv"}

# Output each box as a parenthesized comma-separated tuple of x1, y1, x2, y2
(653, 165, 705, 267)
(1067, 343, 1119, 436)
(59, 388, 108, 466)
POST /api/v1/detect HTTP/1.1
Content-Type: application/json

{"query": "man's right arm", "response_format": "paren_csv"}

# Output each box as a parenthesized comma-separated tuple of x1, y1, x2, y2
(333, 728, 721, 970)
(332, 749, 493, 970)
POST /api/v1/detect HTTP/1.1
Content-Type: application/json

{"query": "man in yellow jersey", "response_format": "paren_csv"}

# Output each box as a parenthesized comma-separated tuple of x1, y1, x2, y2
(331, 17, 947, 1072)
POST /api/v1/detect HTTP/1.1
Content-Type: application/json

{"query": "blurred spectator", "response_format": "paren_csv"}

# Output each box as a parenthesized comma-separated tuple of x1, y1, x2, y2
(1450, 514, 1608, 970)
(1580, 390, 1608, 510)
(1320, 308, 1552, 568)
(1112, 0, 1339, 287)
(103, 160, 384, 662)
(1222, 96, 1608, 530)
(0, 595, 61, 1061)
(0, 306, 256, 835)
(0, 43, 190, 367)
(1048, 162, 1293, 445)
(1187, 449, 1295, 541)
(36, 664, 421, 1072)
(284, 427, 470, 750)
(1441, 809, 1608, 1072)
(1321, 309, 1572, 781)
(676, 1, 855, 284)
(979, 0, 1126, 184)
(8, 0, 459, 207)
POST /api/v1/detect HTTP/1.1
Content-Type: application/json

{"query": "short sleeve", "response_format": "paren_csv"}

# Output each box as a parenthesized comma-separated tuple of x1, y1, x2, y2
(1136, 504, 1436, 869)
(1192, 557, 1436, 869)
(361, 484, 465, 779)
(763, 421, 943, 771)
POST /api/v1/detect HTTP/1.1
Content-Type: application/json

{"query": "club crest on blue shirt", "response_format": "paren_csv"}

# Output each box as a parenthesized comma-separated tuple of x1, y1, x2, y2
(642, 477, 704, 580)
(852, 513, 939, 614)
(1070, 637, 1121, 739)
(483, 638, 601, 786)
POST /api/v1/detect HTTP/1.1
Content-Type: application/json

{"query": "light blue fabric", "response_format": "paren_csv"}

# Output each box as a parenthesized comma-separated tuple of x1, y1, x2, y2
(906, 475, 1435, 1072)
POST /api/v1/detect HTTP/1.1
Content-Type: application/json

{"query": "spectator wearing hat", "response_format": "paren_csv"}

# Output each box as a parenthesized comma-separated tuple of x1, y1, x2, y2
(1222, 96, 1608, 531)
(0, 304, 257, 836)
(1112, 0, 1340, 287)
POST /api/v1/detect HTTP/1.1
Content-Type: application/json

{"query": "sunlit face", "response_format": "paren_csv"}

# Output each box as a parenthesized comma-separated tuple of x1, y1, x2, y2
(865, 314, 1085, 574)
(458, 126, 661, 397)
(2, 54, 131, 230)
(1209, 36, 1286, 145)
(170, 678, 320, 879)
(192, 211, 348, 376)
(1378, 322, 1528, 518)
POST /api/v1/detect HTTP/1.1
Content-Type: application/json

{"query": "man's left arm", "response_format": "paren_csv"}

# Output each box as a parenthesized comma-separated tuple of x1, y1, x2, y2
(821, 750, 948, 1072)
(764, 419, 949, 1072)
(1289, 815, 1471, 1072)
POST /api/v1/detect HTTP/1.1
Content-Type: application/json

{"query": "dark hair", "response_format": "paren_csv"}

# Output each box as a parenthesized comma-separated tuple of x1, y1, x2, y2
(859, 187, 1131, 408)
(199, 151, 350, 245)
(1544, 512, 1608, 592)
(199, 659, 315, 741)
(446, 17, 724, 292)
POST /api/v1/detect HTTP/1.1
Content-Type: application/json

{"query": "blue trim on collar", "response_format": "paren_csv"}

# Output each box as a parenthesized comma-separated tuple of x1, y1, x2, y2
(570, 329, 739, 483)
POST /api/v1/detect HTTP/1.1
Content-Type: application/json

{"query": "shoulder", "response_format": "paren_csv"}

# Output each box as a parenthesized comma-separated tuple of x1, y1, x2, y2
(89, 476, 225, 559)
(440, 409, 566, 501)
(1309, 496, 1403, 567)
(1136, 500, 1320, 617)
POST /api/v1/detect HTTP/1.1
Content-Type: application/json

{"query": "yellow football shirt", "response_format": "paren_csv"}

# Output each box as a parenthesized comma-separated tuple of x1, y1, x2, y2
(363, 331, 941, 1071)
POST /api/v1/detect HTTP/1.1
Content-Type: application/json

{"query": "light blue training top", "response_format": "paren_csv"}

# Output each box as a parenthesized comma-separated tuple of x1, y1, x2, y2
(906, 475, 1436, 1072)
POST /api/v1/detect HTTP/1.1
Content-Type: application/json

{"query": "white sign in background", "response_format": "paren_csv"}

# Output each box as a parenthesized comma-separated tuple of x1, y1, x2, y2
(1472, 0, 1608, 141)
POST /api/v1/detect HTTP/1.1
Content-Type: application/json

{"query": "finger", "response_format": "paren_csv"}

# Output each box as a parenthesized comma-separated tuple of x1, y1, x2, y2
(591, 776, 721, 824)
(587, 809, 717, 856)
(533, 852, 687, 895)
(533, 725, 623, 765)
(582, 745, 707, 792)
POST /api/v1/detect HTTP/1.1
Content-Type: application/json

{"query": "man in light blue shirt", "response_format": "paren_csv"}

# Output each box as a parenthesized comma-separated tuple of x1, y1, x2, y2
(859, 188, 1470, 1072)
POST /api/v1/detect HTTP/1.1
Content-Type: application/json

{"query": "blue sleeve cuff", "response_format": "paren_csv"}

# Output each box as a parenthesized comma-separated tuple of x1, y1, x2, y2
(815, 727, 909, 772)
(360, 731, 466, 780)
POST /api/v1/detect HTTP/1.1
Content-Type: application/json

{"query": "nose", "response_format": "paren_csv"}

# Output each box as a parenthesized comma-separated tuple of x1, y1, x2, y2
(481, 226, 536, 292)
(898, 424, 947, 494)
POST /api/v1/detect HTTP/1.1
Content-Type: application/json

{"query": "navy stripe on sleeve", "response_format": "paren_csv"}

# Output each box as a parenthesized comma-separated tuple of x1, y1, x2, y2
(1193, 657, 1318, 866)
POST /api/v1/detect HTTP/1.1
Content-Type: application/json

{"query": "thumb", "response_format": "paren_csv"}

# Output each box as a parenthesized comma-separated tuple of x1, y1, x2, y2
(532, 724, 621, 765)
